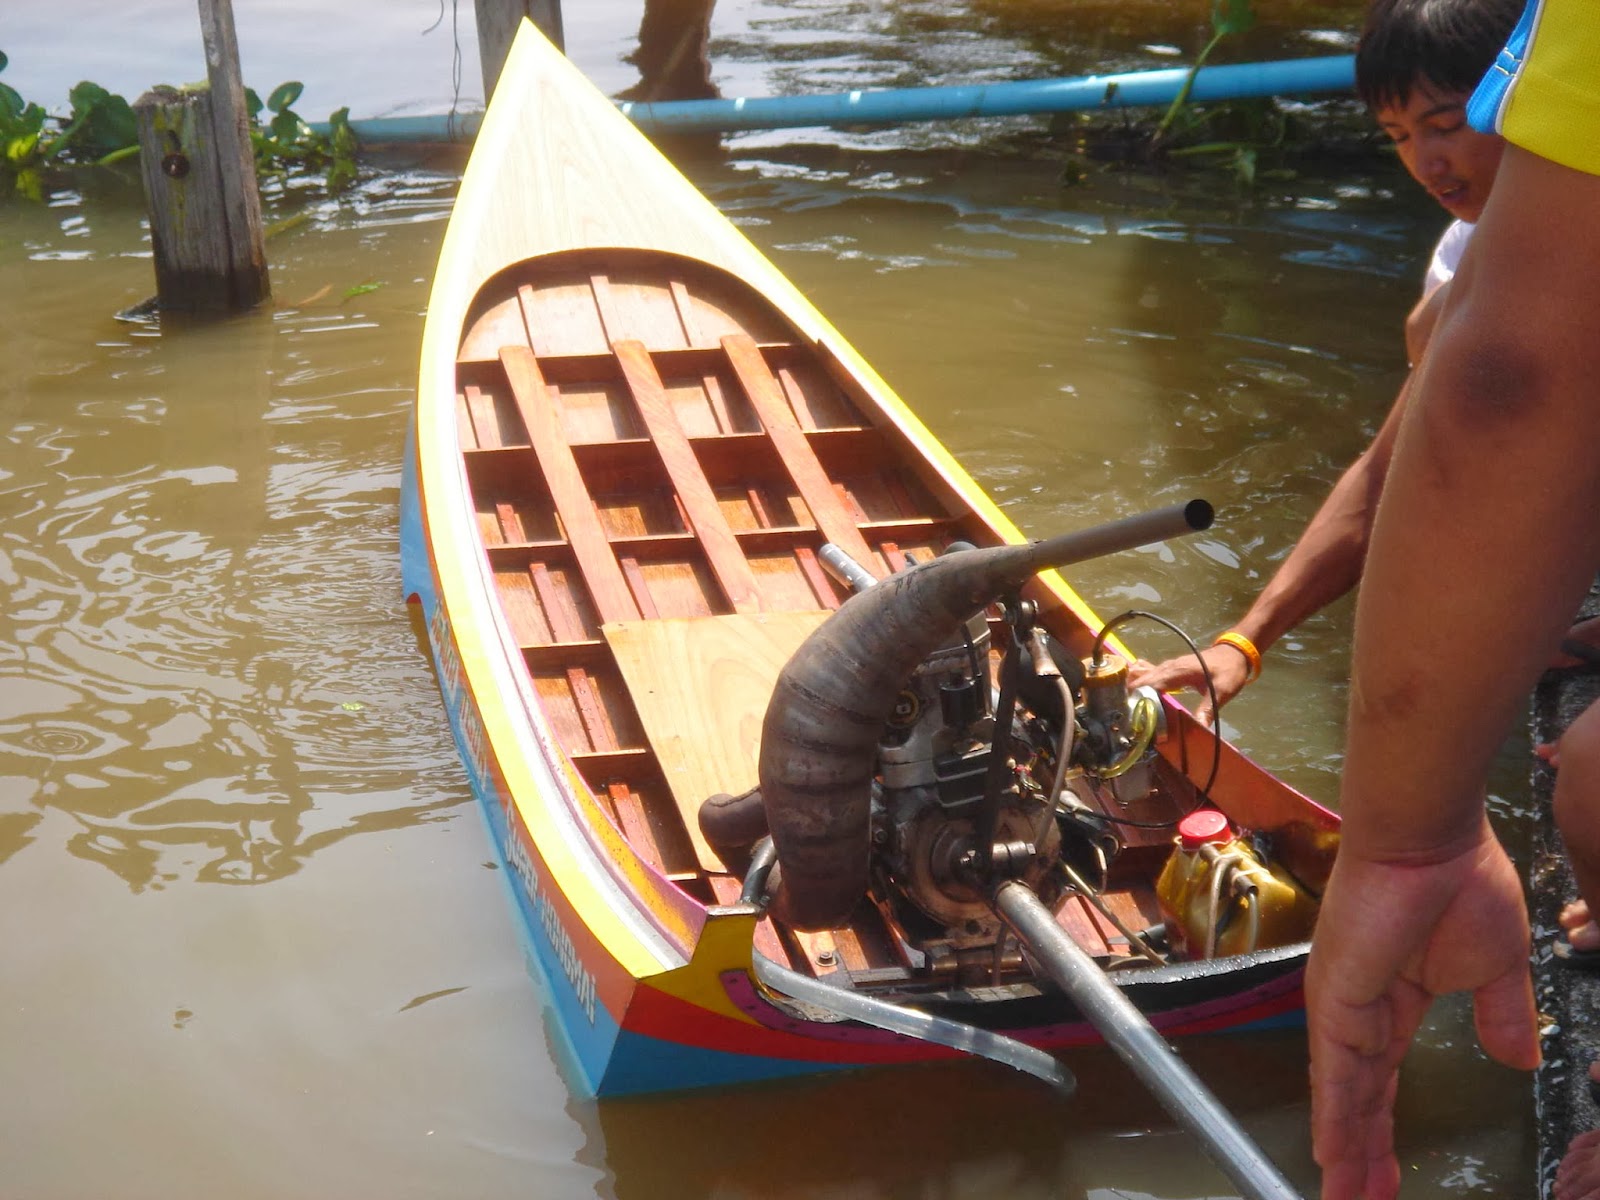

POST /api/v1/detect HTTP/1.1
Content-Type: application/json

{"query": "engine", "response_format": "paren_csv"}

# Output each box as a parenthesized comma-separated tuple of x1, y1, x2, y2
(867, 596, 1166, 979)
(700, 503, 1219, 953)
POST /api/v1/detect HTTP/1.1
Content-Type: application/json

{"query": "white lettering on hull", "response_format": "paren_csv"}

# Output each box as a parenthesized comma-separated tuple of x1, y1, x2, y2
(428, 601, 598, 1027)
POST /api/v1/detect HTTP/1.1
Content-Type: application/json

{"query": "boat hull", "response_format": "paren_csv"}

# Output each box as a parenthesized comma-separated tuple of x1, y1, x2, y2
(402, 21, 1334, 1098)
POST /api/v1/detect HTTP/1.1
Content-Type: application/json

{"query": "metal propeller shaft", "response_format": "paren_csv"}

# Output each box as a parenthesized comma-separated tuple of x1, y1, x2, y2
(993, 880, 1304, 1200)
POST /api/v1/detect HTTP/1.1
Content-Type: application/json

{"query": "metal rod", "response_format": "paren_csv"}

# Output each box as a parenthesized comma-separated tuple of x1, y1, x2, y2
(1019, 498, 1212, 576)
(817, 543, 878, 595)
(993, 880, 1304, 1200)
(975, 631, 1025, 871)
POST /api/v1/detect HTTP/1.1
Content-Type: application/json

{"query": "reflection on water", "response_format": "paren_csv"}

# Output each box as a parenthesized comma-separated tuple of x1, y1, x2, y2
(1, 178, 468, 892)
(0, 3, 1537, 1196)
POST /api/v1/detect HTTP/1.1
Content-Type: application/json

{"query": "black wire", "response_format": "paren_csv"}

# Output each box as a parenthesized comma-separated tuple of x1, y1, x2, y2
(1076, 609, 1222, 830)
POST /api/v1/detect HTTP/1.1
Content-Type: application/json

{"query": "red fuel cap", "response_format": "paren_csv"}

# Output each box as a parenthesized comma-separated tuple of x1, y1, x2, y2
(1177, 808, 1232, 851)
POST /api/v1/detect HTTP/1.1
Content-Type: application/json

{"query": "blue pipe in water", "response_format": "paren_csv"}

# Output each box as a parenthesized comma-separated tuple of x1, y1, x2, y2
(617, 55, 1355, 135)
(315, 55, 1354, 144)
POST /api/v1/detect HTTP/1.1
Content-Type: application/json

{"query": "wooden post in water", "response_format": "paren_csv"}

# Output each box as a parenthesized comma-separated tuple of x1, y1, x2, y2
(133, 0, 269, 312)
(476, 0, 565, 100)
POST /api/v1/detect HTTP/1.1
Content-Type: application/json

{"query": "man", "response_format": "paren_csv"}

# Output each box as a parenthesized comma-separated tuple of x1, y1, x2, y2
(1304, 1, 1600, 1197)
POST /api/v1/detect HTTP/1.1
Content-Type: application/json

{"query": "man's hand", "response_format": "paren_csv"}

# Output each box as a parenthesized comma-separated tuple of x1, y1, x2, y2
(1129, 643, 1253, 725)
(1306, 823, 1540, 1200)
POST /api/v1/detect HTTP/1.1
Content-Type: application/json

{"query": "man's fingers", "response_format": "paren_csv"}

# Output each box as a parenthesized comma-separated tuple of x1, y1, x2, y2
(1473, 968, 1541, 1070)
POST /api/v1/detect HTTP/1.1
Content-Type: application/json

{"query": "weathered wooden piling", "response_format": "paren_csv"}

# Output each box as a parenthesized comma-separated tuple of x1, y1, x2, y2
(134, 0, 269, 312)
(476, 0, 565, 100)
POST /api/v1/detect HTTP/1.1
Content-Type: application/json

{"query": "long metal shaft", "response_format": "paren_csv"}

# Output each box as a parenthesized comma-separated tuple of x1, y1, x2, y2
(993, 881, 1304, 1200)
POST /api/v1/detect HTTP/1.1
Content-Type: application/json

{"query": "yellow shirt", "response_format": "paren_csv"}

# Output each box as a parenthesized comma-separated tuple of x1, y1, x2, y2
(1469, 0, 1600, 176)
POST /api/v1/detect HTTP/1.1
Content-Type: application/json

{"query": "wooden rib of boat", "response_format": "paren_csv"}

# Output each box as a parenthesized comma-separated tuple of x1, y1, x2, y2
(400, 22, 1341, 1097)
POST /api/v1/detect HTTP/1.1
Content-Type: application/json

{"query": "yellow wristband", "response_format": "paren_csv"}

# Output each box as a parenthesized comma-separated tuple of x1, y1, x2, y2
(1213, 631, 1262, 683)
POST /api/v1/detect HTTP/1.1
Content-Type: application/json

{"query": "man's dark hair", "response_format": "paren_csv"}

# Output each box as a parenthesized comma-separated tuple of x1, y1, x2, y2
(1355, 0, 1526, 111)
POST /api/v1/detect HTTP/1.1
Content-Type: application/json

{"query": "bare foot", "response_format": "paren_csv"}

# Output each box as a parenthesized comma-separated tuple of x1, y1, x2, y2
(1556, 1068, 1600, 1200)
(1562, 900, 1592, 932)
(1541, 740, 1564, 770)
(1559, 903, 1600, 953)
(1557, 616, 1600, 669)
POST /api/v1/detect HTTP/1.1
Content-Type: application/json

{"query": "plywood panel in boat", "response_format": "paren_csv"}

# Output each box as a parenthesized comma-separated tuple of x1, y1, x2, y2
(517, 279, 609, 359)
(748, 551, 830, 613)
(458, 294, 525, 363)
(476, 496, 560, 546)
(595, 491, 681, 539)
(669, 279, 779, 351)
(591, 273, 691, 352)
(633, 556, 718, 619)
(527, 562, 600, 643)
(1055, 893, 1116, 958)
(494, 568, 553, 644)
(551, 380, 643, 445)
(603, 612, 828, 871)
(655, 375, 721, 439)
(532, 664, 646, 755)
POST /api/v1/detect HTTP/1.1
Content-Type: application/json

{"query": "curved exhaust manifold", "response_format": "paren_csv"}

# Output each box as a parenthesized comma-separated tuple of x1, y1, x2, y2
(760, 499, 1213, 930)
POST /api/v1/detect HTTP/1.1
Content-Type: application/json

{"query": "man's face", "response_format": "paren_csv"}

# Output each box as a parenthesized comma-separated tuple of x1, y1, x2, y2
(1374, 80, 1507, 223)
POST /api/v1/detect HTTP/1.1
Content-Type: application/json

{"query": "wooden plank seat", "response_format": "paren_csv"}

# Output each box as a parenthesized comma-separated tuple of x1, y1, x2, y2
(720, 332, 880, 575)
(501, 345, 640, 626)
(614, 339, 765, 615)
(602, 612, 827, 872)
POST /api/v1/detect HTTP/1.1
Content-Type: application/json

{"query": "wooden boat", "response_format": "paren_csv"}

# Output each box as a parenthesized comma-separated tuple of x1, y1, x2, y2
(400, 22, 1341, 1098)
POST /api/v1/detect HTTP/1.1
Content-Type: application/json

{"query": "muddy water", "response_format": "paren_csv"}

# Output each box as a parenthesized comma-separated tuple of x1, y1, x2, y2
(1, 3, 1536, 1197)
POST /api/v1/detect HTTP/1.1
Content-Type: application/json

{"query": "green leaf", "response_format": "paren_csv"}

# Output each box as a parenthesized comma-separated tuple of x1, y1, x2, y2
(266, 81, 304, 114)
(341, 280, 381, 299)
(326, 159, 357, 194)
(0, 50, 8, 75)
(68, 80, 110, 110)
(64, 82, 137, 159)
(6, 131, 39, 165)
(1211, 0, 1256, 37)
(0, 81, 21, 122)
(244, 87, 263, 119)
(328, 106, 357, 155)
(269, 109, 301, 145)
(1233, 145, 1257, 187)
(15, 164, 42, 201)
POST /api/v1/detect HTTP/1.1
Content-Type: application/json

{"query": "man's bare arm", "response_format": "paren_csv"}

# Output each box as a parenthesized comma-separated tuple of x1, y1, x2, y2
(1341, 145, 1600, 859)
(1308, 143, 1600, 1199)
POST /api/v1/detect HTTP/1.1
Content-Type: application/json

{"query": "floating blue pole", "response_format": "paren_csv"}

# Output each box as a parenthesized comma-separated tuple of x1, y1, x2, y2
(618, 55, 1355, 135)
(313, 55, 1354, 144)
(318, 113, 484, 142)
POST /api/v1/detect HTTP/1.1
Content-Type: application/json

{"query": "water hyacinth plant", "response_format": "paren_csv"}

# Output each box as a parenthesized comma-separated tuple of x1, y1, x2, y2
(0, 52, 359, 202)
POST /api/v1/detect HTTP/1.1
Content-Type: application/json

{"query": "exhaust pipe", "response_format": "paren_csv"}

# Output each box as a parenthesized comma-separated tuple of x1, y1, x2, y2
(760, 500, 1213, 929)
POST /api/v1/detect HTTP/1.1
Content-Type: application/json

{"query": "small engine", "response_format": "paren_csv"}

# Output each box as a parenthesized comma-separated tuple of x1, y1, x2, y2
(868, 597, 1165, 980)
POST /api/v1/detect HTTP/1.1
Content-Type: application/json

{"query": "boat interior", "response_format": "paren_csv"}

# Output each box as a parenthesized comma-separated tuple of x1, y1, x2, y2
(443, 247, 1316, 991)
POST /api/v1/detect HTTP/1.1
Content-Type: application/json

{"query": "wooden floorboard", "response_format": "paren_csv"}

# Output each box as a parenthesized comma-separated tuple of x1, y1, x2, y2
(501, 346, 640, 627)
(614, 339, 764, 614)
(721, 333, 880, 574)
